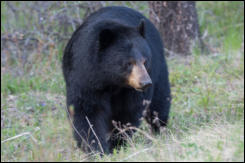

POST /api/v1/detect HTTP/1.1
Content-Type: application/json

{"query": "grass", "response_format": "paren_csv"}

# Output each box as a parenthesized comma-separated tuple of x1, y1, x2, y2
(1, 50, 244, 161)
(1, 1, 244, 162)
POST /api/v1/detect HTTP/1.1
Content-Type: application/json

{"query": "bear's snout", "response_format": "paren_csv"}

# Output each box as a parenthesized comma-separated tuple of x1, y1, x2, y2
(139, 79, 152, 91)
(127, 62, 152, 91)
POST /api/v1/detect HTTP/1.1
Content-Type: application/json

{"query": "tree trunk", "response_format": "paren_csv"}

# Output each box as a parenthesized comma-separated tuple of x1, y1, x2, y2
(149, 1, 204, 55)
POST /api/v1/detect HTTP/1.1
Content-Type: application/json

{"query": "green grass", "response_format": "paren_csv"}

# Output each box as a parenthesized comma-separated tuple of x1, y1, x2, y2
(1, 50, 244, 161)
(1, 1, 244, 162)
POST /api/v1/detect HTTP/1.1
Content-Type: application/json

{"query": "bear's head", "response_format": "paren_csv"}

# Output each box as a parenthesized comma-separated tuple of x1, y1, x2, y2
(95, 20, 152, 92)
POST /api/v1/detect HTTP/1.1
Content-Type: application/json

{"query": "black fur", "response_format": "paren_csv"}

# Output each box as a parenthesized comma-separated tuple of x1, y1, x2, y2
(62, 6, 171, 154)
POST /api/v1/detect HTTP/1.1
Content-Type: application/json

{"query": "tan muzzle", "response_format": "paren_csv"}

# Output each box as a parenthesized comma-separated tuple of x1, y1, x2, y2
(127, 62, 152, 91)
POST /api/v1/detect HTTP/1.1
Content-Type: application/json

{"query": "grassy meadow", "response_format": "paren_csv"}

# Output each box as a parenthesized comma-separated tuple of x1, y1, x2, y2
(1, 1, 244, 161)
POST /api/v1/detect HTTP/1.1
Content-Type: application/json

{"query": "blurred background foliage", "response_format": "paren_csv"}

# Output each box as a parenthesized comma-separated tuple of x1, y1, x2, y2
(1, 1, 244, 76)
(1, 2, 148, 76)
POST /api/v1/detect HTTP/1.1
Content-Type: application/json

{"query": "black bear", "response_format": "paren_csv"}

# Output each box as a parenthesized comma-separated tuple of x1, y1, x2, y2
(62, 6, 171, 154)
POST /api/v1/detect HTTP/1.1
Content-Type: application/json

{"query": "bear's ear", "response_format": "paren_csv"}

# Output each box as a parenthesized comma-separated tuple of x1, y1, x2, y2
(138, 19, 145, 38)
(99, 29, 116, 51)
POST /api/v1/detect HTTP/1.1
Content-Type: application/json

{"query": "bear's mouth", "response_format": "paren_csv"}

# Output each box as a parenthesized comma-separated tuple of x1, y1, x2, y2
(134, 82, 152, 92)
(135, 88, 143, 92)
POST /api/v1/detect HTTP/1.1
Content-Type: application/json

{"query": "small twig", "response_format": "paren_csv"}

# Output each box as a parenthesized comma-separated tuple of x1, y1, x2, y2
(64, 106, 93, 153)
(85, 116, 104, 154)
(1, 127, 40, 144)
(117, 125, 156, 142)
(119, 147, 152, 162)
(112, 121, 135, 148)
(80, 152, 99, 162)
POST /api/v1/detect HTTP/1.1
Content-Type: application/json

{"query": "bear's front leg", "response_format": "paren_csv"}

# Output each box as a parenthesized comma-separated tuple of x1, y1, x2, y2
(72, 110, 111, 154)
(147, 82, 171, 134)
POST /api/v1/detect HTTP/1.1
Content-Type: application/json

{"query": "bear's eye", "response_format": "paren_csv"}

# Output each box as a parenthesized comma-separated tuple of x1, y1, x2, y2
(125, 60, 135, 68)
(126, 62, 132, 67)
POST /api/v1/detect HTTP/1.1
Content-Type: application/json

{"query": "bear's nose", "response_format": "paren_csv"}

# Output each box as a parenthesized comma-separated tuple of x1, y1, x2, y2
(139, 80, 152, 91)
